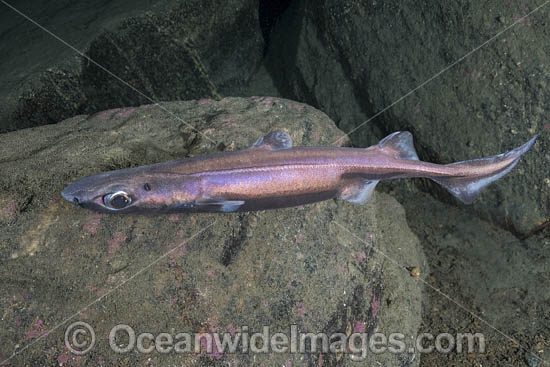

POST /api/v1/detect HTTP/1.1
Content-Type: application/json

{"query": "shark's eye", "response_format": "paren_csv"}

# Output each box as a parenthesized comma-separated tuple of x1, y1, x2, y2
(103, 191, 131, 210)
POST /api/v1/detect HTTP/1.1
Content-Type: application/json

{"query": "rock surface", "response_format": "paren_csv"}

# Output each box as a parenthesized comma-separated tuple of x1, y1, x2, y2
(0, 0, 263, 132)
(0, 98, 426, 366)
(266, 0, 549, 236)
(388, 185, 550, 366)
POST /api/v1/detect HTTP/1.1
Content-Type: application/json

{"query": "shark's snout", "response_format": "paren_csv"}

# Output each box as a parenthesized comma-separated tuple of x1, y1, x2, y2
(61, 185, 84, 206)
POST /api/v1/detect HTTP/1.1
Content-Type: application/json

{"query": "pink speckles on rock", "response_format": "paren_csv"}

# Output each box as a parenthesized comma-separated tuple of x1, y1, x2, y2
(294, 302, 307, 318)
(353, 321, 366, 333)
(83, 213, 102, 234)
(370, 296, 381, 320)
(107, 232, 126, 254)
(94, 110, 114, 120)
(169, 214, 180, 222)
(114, 107, 135, 118)
(312, 130, 321, 143)
(86, 285, 104, 297)
(365, 232, 375, 245)
(23, 319, 46, 341)
(226, 323, 236, 335)
(170, 243, 187, 259)
(2, 200, 17, 217)
(57, 352, 70, 365)
(208, 323, 219, 333)
(255, 97, 278, 111)
(285, 360, 292, 367)
(289, 102, 305, 112)
(206, 269, 216, 279)
(357, 251, 367, 263)
(175, 270, 188, 279)
(23, 328, 45, 341)
(168, 242, 187, 269)
(200, 335, 223, 360)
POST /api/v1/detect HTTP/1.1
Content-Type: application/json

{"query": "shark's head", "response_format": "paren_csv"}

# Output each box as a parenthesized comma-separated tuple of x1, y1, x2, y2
(61, 167, 200, 213)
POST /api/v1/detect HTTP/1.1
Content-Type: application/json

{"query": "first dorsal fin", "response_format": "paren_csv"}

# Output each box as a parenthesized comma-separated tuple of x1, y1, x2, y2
(378, 131, 419, 161)
(251, 130, 293, 150)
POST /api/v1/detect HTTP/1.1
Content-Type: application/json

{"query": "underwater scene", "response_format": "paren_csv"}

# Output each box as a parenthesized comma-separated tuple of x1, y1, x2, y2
(0, 0, 548, 366)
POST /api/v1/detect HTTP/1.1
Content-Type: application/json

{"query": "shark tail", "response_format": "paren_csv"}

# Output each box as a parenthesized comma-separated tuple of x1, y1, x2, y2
(430, 135, 537, 204)
(378, 131, 537, 205)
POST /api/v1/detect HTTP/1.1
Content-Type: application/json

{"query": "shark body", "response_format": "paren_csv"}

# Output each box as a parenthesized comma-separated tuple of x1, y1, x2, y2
(61, 131, 536, 213)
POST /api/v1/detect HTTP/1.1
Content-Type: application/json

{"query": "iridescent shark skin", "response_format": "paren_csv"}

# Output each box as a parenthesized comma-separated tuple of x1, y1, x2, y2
(61, 131, 537, 213)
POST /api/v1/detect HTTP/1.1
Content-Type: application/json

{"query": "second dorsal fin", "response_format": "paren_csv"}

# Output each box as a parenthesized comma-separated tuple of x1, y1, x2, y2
(251, 130, 293, 150)
(378, 131, 419, 161)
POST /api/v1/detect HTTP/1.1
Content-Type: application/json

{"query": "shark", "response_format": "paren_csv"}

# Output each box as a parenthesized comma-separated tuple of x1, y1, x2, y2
(61, 131, 537, 213)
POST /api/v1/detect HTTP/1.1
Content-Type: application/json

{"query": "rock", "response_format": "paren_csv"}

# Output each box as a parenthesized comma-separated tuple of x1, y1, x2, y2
(0, 98, 426, 365)
(0, 0, 263, 132)
(265, 0, 548, 236)
(393, 187, 550, 365)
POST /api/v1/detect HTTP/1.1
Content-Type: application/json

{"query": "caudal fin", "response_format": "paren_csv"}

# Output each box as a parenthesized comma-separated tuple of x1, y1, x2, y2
(431, 135, 537, 204)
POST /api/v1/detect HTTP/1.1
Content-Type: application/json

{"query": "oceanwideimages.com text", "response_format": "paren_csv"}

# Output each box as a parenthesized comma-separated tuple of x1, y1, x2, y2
(65, 322, 486, 360)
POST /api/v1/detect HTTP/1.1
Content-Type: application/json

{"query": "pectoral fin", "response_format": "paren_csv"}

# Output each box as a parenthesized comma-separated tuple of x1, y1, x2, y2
(339, 180, 379, 204)
(251, 130, 293, 150)
(195, 198, 245, 212)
